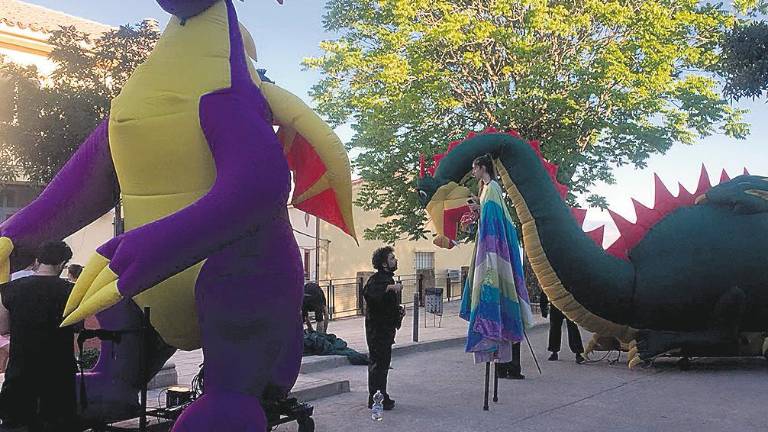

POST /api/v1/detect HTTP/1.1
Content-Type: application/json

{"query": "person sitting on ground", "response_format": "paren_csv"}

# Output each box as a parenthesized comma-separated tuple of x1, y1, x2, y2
(302, 281, 329, 334)
(0, 241, 80, 431)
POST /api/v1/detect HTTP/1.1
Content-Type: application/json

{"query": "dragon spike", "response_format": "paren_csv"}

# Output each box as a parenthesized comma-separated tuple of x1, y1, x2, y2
(631, 198, 662, 231)
(744, 167, 750, 175)
(528, 140, 543, 157)
(719, 169, 730, 183)
(555, 183, 568, 199)
(585, 225, 605, 247)
(676, 182, 695, 206)
(570, 207, 587, 226)
(507, 129, 521, 138)
(694, 164, 712, 196)
(446, 140, 461, 153)
(483, 126, 497, 134)
(652, 174, 677, 215)
(605, 236, 629, 259)
(543, 161, 558, 180)
(607, 209, 645, 253)
(465, 131, 477, 140)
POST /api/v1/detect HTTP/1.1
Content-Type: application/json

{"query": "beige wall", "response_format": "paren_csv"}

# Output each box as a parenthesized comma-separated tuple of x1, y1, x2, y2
(318, 181, 474, 281)
(64, 211, 114, 268)
(287, 205, 323, 281)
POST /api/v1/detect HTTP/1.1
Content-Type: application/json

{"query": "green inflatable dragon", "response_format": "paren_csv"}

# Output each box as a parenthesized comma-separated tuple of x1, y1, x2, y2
(417, 129, 768, 368)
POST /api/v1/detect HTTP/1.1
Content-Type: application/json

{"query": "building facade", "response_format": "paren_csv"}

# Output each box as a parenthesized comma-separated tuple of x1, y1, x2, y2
(0, 0, 115, 266)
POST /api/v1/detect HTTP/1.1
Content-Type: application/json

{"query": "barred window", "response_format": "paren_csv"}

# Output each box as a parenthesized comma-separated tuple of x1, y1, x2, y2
(414, 251, 434, 270)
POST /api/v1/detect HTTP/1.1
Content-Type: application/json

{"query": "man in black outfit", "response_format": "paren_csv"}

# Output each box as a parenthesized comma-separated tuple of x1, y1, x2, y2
(363, 246, 403, 411)
(540, 292, 585, 363)
(0, 241, 79, 431)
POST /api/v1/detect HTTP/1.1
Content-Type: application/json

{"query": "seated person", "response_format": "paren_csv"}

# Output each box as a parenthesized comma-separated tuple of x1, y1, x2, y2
(302, 282, 328, 333)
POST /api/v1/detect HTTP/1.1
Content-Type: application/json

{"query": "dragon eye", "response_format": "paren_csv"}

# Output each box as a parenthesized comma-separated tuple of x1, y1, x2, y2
(419, 190, 428, 200)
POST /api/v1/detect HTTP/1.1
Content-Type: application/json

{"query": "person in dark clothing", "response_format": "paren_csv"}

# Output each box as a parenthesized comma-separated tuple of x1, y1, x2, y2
(540, 292, 585, 363)
(0, 241, 79, 431)
(302, 281, 328, 333)
(363, 246, 403, 411)
(66, 263, 83, 284)
(495, 343, 524, 379)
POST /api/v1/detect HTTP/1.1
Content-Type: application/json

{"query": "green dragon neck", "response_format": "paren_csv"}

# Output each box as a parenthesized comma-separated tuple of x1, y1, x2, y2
(497, 140, 636, 340)
(432, 134, 637, 340)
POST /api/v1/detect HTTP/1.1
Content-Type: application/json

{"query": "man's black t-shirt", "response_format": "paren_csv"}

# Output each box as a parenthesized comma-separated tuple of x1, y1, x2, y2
(363, 271, 401, 329)
(0, 276, 77, 376)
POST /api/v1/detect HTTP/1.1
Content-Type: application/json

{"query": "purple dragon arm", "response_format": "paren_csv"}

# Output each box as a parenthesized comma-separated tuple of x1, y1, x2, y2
(99, 86, 288, 299)
(0, 119, 119, 271)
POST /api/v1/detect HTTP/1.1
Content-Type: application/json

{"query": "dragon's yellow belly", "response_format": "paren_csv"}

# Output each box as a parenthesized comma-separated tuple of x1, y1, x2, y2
(107, 2, 233, 350)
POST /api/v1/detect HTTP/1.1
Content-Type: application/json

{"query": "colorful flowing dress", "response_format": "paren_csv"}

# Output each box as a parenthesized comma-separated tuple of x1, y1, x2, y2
(460, 180, 534, 363)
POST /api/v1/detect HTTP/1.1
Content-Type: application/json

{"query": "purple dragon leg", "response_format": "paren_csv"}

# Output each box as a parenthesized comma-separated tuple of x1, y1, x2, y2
(172, 210, 303, 431)
(76, 300, 176, 423)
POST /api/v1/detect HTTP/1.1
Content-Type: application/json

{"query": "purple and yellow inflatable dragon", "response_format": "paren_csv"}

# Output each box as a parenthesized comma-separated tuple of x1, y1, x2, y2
(0, 1, 355, 430)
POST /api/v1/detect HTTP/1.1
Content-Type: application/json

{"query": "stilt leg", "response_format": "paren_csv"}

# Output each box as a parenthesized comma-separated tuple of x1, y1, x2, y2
(483, 362, 490, 411)
(493, 363, 499, 403)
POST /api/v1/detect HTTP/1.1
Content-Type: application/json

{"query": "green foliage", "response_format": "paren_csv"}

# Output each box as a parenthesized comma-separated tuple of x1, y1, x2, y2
(0, 22, 159, 184)
(306, 0, 749, 243)
(720, 20, 768, 100)
(734, 0, 768, 16)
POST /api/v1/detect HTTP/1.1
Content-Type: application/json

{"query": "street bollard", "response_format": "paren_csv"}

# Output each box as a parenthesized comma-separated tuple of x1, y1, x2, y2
(412, 292, 419, 342)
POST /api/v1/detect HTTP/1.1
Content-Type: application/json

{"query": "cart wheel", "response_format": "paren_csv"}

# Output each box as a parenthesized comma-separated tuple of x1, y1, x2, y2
(297, 417, 315, 432)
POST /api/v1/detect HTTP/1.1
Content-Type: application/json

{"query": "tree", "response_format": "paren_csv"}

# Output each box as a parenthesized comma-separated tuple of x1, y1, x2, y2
(0, 21, 159, 184)
(306, 0, 750, 243)
(720, 20, 768, 100)
(719, 0, 768, 100)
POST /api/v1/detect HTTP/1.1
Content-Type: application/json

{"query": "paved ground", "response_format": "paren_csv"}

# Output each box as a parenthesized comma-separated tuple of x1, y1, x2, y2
(5, 300, 767, 431)
(273, 324, 768, 432)
(153, 300, 507, 402)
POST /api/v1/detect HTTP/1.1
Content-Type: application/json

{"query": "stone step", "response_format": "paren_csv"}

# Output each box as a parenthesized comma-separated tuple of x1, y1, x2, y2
(290, 375, 350, 402)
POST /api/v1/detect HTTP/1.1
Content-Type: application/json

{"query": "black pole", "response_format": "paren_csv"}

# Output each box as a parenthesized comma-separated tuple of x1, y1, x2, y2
(483, 362, 490, 411)
(357, 277, 364, 316)
(114, 202, 124, 236)
(412, 292, 419, 342)
(417, 273, 424, 307)
(523, 329, 543, 375)
(314, 215, 320, 281)
(493, 363, 499, 403)
(139, 306, 150, 431)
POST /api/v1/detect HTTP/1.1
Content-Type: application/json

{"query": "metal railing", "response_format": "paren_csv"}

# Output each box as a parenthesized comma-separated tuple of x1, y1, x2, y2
(314, 273, 467, 320)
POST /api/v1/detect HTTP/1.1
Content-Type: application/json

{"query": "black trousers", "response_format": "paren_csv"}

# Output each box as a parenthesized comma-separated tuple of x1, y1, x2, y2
(548, 306, 584, 354)
(366, 323, 396, 399)
(0, 366, 77, 430)
(495, 342, 521, 377)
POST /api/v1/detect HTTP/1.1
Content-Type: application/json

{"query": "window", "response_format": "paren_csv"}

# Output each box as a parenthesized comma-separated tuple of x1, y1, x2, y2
(303, 250, 311, 280)
(414, 251, 434, 271)
(1, 189, 16, 208)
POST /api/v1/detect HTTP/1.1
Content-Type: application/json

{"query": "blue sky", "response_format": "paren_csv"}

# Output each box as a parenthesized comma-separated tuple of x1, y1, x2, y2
(28, 0, 768, 243)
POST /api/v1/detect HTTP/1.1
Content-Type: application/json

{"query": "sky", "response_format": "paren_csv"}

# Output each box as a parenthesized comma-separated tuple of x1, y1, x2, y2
(25, 0, 768, 244)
